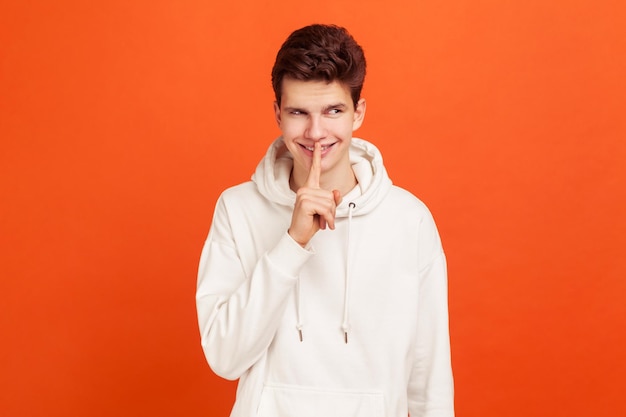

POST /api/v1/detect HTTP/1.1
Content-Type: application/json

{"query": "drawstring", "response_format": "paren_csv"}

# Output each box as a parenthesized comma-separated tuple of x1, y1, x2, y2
(342, 202, 356, 344)
(296, 277, 303, 342)
(295, 201, 356, 344)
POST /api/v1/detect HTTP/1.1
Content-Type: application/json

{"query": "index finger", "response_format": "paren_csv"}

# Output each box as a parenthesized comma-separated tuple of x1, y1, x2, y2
(305, 141, 321, 188)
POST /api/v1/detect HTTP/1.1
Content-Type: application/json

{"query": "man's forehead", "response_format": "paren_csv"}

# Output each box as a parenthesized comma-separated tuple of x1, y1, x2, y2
(280, 78, 352, 108)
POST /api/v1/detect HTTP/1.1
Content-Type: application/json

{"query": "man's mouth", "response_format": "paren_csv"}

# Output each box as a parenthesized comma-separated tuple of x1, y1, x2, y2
(301, 143, 335, 151)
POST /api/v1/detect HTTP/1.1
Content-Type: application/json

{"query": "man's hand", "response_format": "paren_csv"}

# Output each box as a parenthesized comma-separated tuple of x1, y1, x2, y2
(288, 142, 342, 247)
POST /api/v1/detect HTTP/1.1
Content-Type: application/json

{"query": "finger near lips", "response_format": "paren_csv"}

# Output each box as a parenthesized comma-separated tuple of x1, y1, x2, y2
(305, 142, 322, 188)
(298, 142, 341, 236)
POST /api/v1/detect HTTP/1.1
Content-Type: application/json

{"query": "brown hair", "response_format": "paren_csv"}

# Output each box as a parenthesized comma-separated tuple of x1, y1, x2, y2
(271, 24, 367, 108)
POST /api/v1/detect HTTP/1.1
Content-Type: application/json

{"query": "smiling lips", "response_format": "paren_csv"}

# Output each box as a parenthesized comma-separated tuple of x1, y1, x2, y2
(301, 143, 335, 152)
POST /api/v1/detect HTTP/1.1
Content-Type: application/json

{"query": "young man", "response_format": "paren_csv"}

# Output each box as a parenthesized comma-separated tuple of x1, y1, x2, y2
(196, 24, 454, 417)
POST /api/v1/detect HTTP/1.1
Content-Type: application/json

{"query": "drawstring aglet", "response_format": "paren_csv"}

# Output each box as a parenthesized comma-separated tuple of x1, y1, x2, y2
(344, 331, 348, 344)
(298, 329, 303, 342)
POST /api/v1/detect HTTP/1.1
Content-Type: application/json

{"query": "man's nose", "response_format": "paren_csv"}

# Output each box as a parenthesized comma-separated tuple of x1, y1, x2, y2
(304, 115, 327, 140)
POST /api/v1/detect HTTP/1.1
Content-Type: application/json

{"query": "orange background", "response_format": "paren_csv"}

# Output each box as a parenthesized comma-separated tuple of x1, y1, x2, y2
(1, 1, 625, 416)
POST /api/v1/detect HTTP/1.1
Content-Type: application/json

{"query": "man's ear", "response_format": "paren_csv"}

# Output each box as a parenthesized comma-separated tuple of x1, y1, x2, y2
(352, 98, 367, 131)
(273, 101, 281, 126)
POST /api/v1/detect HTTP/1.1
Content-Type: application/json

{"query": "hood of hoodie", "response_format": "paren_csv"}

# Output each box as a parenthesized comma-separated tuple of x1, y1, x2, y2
(252, 137, 393, 217)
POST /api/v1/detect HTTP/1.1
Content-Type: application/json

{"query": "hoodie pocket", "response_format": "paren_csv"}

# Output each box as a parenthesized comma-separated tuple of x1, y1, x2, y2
(257, 383, 385, 417)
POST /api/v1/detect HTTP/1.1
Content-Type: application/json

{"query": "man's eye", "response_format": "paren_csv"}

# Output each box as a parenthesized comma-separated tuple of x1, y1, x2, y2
(328, 109, 341, 115)
(290, 110, 303, 115)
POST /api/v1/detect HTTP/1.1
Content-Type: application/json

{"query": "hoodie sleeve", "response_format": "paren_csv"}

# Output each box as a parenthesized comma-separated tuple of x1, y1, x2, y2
(407, 215, 455, 417)
(196, 194, 313, 380)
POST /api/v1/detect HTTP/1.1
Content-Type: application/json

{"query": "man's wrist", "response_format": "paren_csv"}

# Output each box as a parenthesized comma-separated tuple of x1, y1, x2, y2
(287, 228, 308, 248)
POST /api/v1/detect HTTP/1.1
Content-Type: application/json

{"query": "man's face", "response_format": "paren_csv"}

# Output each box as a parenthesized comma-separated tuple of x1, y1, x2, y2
(274, 78, 366, 188)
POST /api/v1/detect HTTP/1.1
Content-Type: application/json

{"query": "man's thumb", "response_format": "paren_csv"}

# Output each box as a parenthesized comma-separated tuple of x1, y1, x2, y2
(333, 189, 342, 206)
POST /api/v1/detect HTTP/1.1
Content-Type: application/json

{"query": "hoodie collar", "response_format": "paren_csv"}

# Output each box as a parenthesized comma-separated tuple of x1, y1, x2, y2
(252, 137, 392, 217)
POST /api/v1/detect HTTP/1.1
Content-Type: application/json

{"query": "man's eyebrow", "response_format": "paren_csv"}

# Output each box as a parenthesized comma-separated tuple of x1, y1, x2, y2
(283, 103, 349, 113)
(323, 103, 348, 111)
(283, 106, 307, 113)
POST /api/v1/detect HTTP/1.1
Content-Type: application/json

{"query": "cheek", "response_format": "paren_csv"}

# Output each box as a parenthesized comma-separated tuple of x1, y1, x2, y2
(331, 120, 356, 138)
(279, 119, 303, 138)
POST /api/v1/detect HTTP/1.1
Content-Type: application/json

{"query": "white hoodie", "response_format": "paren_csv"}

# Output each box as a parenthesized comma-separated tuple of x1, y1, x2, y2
(197, 137, 454, 417)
